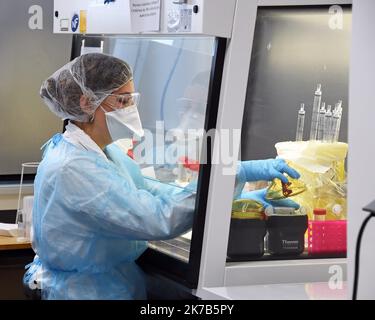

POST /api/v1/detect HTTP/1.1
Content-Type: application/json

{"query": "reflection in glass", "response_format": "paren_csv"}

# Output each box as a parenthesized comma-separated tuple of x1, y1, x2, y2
(101, 36, 216, 262)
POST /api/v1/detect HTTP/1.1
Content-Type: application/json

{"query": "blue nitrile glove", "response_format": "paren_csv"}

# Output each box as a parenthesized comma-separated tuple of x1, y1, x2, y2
(239, 188, 300, 210)
(238, 159, 300, 184)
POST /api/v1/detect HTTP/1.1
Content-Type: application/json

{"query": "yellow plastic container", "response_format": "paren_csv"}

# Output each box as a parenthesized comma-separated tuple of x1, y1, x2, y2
(231, 199, 265, 220)
(274, 141, 348, 221)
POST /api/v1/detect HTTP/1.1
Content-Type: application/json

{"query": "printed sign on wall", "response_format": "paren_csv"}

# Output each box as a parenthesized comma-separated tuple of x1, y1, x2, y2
(129, 0, 161, 33)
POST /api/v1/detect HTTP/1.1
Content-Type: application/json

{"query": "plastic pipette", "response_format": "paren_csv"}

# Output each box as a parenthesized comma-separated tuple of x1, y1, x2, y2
(334, 100, 343, 115)
(333, 102, 343, 142)
(296, 103, 306, 142)
(309, 84, 322, 140)
(324, 105, 333, 142)
(333, 102, 338, 114)
(317, 103, 326, 141)
(331, 108, 340, 142)
(336, 100, 343, 113)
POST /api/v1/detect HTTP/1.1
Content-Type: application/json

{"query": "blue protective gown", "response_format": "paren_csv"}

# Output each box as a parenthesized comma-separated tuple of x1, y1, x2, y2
(24, 133, 195, 300)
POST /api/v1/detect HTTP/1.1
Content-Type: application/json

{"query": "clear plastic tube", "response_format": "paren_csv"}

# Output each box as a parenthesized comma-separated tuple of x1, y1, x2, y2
(334, 109, 343, 142)
(333, 101, 339, 114)
(317, 103, 326, 141)
(177, 163, 187, 182)
(16, 162, 39, 242)
(324, 105, 333, 142)
(332, 100, 342, 142)
(338, 100, 343, 113)
(335, 117, 342, 142)
(309, 84, 322, 140)
(332, 101, 343, 142)
(296, 103, 305, 142)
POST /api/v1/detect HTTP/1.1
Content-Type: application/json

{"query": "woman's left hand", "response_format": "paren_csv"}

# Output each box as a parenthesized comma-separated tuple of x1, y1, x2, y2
(239, 188, 300, 209)
(239, 159, 300, 183)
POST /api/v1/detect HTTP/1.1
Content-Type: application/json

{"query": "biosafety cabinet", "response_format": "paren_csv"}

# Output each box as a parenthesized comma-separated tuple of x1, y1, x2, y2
(53, 0, 352, 299)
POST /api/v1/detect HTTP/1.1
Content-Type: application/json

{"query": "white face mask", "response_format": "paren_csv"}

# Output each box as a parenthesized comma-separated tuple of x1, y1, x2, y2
(101, 105, 144, 142)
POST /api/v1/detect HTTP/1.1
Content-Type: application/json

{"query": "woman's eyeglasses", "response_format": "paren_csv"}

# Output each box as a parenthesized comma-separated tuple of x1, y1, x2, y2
(104, 92, 141, 110)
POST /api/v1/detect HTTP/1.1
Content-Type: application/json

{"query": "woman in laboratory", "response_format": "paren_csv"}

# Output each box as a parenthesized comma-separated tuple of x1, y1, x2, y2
(24, 53, 300, 300)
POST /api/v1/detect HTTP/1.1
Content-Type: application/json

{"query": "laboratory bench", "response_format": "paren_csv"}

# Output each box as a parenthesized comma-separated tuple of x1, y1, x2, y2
(0, 210, 34, 300)
(0, 236, 32, 251)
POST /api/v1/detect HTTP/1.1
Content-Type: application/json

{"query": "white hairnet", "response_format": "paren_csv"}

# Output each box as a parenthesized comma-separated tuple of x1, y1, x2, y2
(40, 53, 133, 122)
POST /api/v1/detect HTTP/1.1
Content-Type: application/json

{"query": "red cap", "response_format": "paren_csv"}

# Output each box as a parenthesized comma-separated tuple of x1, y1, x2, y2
(127, 149, 134, 159)
(126, 139, 137, 159)
(179, 156, 200, 172)
(188, 162, 200, 172)
(314, 208, 327, 216)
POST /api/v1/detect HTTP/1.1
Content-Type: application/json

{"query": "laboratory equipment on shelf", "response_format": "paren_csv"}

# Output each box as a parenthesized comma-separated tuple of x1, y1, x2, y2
(323, 105, 333, 142)
(306, 83, 344, 143)
(264, 175, 308, 257)
(313, 208, 327, 221)
(295, 103, 306, 141)
(308, 219, 347, 256)
(309, 84, 322, 140)
(228, 200, 309, 259)
(317, 103, 326, 141)
(265, 206, 308, 256)
(227, 200, 266, 260)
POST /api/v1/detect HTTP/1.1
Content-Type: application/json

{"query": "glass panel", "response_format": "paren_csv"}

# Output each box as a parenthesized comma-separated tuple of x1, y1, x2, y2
(228, 6, 351, 262)
(101, 36, 216, 262)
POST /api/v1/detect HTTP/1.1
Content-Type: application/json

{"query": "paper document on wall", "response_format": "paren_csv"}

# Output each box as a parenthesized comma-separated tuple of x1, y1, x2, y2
(129, 0, 161, 33)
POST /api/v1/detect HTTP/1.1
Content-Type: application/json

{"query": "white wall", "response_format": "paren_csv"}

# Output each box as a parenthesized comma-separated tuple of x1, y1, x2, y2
(0, 195, 20, 211)
(348, 0, 375, 300)
(0, 185, 33, 211)
(0, 0, 71, 214)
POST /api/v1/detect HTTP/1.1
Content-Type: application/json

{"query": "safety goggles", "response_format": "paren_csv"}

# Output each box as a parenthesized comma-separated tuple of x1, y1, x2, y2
(103, 92, 141, 110)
